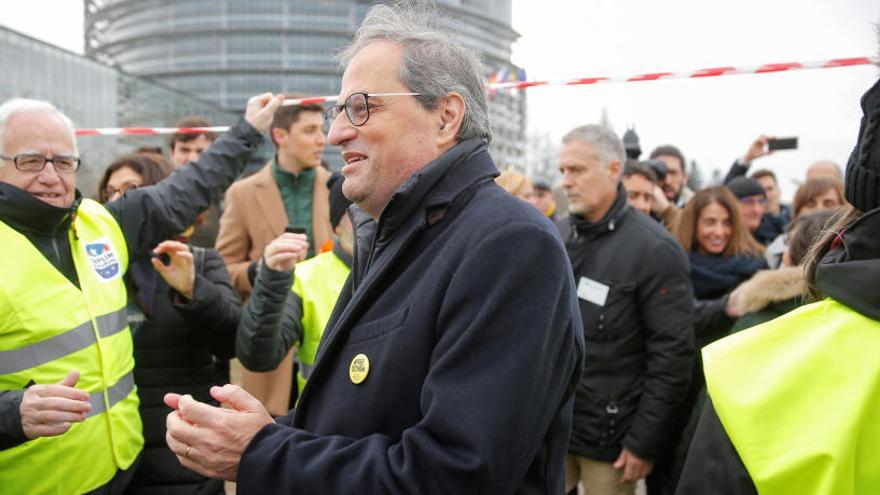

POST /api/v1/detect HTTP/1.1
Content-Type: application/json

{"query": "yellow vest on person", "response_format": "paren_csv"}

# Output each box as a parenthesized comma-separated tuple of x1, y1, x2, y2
(704, 299, 880, 495)
(0, 199, 143, 494)
(291, 250, 349, 392)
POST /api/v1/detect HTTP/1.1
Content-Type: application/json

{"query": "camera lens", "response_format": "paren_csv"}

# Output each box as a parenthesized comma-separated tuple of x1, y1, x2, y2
(645, 159, 668, 181)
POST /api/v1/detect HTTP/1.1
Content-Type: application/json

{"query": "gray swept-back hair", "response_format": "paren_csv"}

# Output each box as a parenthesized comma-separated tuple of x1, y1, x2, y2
(0, 98, 77, 156)
(338, 1, 491, 143)
(562, 124, 626, 169)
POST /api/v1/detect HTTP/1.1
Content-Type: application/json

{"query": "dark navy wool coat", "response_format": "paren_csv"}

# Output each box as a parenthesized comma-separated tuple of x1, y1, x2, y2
(237, 139, 585, 494)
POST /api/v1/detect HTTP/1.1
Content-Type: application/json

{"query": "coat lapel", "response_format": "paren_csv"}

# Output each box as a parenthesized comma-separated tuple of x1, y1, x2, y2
(312, 209, 426, 362)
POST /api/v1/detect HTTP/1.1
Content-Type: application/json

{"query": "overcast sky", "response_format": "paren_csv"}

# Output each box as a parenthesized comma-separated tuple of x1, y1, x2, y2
(510, 0, 880, 195)
(2, 0, 878, 197)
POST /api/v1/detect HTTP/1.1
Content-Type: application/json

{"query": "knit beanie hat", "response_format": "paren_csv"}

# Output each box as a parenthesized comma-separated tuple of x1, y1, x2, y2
(845, 78, 880, 212)
(726, 176, 766, 199)
(327, 172, 352, 228)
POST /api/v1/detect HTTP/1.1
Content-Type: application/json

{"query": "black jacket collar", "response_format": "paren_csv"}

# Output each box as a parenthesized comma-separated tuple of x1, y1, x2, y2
(348, 138, 493, 286)
(567, 183, 629, 240)
(0, 182, 80, 236)
(815, 206, 880, 320)
(378, 137, 487, 232)
(0, 183, 84, 287)
(332, 240, 353, 268)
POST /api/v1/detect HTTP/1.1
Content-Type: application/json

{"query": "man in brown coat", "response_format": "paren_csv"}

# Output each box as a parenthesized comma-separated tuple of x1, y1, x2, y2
(216, 100, 332, 416)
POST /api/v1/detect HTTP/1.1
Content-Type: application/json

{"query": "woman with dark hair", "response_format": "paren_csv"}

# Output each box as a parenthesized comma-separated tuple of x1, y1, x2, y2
(98, 153, 173, 203)
(763, 178, 845, 268)
(678, 73, 880, 494)
(791, 176, 845, 218)
(727, 210, 835, 333)
(673, 186, 766, 345)
(99, 153, 240, 495)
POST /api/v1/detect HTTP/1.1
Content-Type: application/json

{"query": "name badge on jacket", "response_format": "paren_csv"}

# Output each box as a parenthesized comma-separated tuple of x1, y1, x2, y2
(577, 277, 609, 306)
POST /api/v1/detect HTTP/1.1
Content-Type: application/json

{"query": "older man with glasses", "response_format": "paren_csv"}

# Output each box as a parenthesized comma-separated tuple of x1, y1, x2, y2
(726, 176, 773, 245)
(0, 93, 281, 494)
(164, 3, 585, 494)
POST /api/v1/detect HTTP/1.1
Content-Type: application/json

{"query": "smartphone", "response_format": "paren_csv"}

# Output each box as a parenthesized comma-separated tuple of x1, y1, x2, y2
(151, 252, 171, 266)
(767, 137, 798, 151)
(285, 226, 307, 235)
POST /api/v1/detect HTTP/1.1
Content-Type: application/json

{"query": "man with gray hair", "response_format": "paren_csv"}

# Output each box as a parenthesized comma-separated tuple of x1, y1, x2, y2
(164, 3, 584, 494)
(557, 125, 694, 494)
(0, 93, 280, 494)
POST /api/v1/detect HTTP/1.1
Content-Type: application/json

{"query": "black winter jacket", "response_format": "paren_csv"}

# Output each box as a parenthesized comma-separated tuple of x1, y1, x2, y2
(0, 119, 260, 451)
(126, 248, 241, 495)
(237, 139, 585, 494)
(689, 252, 765, 349)
(557, 186, 695, 462)
(236, 243, 352, 372)
(677, 207, 880, 494)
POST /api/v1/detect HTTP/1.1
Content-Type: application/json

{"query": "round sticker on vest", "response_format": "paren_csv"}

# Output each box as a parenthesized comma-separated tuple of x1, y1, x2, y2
(84, 237, 121, 282)
(349, 353, 370, 385)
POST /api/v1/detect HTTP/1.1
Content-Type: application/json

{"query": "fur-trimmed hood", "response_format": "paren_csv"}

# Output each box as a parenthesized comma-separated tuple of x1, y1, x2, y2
(736, 266, 806, 315)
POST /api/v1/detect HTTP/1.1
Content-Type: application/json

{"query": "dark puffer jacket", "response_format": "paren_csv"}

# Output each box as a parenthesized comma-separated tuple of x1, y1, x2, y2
(125, 247, 241, 495)
(557, 186, 695, 463)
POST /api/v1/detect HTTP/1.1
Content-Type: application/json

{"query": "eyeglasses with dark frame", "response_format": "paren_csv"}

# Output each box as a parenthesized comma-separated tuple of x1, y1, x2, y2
(324, 92, 422, 127)
(0, 153, 81, 174)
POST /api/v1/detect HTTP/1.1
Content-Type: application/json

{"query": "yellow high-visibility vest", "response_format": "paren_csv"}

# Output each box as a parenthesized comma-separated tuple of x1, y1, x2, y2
(0, 199, 143, 494)
(291, 250, 349, 392)
(704, 299, 880, 495)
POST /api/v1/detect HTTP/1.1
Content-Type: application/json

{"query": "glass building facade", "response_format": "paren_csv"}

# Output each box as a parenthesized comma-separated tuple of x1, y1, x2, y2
(84, 0, 526, 168)
(0, 25, 236, 197)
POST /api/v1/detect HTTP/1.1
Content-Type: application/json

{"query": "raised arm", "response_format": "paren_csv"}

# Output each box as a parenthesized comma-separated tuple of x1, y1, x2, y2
(105, 94, 283, 262)
(236, 233, 309, 371)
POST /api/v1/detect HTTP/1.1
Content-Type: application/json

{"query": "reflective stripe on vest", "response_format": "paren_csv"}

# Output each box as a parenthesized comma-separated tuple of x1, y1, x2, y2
(704, 299, 880, 495)
(0, 308, 128, 375)
(87, 370, 135, 417)
(0, 199, 143, 494)
(291, 250, 349, 390)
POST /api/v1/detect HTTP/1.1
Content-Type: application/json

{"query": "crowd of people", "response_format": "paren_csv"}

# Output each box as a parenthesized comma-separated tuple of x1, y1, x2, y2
(1, 2, 878, 495)
(494, 123, 856, 494)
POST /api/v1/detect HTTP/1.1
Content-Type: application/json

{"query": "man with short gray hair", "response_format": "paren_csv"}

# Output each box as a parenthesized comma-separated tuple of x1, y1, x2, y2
(557, 125, 694, 494)
(164, 3, 584, 494)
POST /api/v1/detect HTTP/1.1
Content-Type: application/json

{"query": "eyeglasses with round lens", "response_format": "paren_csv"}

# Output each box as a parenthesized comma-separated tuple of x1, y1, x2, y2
(324, 92, 422, 127)
(0, 153, 81, 174)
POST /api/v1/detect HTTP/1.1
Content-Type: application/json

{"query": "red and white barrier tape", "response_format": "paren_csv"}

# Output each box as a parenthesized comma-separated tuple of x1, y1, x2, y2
(75, 56, 878, 136)
(489, 56, 878, 90)
(75, 125, 231, 136)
